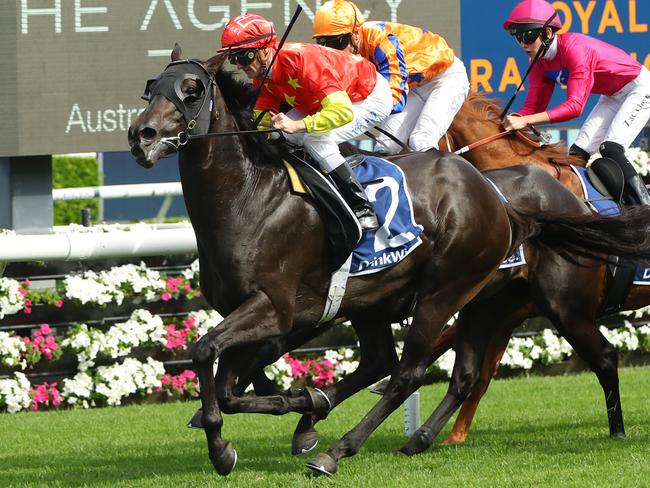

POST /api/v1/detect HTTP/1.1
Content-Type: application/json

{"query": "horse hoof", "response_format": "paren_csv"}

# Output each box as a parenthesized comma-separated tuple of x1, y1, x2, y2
(611, 432, 626, 440)
(211, 441, 238, 476)
(292, 430, 319, 455)
(187, 408, 203, 429)
(304, 387, 331, 417)
(442, 434, 467, 446)
(399, 428, 432, 456)
(306, 452, 338, 476)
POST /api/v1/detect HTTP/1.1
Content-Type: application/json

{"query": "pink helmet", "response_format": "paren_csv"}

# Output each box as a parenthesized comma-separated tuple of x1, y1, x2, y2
(503, 0, 562, 32)
(219, 14, 279, 52)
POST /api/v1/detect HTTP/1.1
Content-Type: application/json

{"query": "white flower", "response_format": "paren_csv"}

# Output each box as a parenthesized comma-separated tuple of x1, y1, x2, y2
(0, 332, 26, 368)
(0, 278, 26, 319)
(0, 373, 32, 413)
(61, 372, 94, 407)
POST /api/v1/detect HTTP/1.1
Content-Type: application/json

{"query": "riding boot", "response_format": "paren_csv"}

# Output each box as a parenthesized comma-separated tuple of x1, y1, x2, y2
(329, 163, 379, 231)
(623, 174, 650, 205)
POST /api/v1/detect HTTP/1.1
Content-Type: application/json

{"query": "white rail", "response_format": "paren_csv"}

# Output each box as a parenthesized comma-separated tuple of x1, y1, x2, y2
(52, 182, 183, 201)
(0, 227, 197, 262)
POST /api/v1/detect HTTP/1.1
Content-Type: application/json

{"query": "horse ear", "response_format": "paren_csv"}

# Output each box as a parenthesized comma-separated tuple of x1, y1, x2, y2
(171, 43, 182, 62)
(205, 51, 228, 72)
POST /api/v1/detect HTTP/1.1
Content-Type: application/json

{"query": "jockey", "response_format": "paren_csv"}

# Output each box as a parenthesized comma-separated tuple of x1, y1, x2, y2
(219, 13, 393, 231)
(312, 0, 470, 154)
(503, 0, 650, 205)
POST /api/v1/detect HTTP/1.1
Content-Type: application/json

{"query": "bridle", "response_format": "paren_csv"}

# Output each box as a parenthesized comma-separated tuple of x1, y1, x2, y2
(142, 58, 280, 151)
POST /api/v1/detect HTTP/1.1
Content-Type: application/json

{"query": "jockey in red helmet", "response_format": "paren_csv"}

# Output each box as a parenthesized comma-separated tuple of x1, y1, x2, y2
(313, 0, 469, 154)
(503, 0, 650, 205)
(219, 13, 394, 230)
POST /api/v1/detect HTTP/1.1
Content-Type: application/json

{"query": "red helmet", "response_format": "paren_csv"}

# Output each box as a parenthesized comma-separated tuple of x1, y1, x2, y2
(503, 0, 562, 33)
(219, 14, 279, 52)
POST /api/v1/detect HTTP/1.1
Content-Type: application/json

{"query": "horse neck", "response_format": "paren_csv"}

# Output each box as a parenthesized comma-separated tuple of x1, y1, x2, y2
(178, 102, 275, 233)
(449, 103, 583, 197)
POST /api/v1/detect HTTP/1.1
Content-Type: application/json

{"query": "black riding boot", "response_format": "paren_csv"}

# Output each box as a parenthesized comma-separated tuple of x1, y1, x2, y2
(600, 141, 650, 205)
(329, 163, 379, 231)
(624, 174, 650, 205)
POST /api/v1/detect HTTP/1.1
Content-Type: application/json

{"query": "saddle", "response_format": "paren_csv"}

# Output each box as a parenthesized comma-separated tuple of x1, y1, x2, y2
(280, 148, 363, 272)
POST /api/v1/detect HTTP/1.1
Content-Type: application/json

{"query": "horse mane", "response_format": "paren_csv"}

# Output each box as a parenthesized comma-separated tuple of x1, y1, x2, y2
(463, 92, 584, 166)
(212, 68, 282, 164)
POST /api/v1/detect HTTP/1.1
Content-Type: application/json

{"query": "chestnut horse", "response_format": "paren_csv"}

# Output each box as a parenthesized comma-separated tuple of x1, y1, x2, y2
(128, 48, 650, 476)
(423, 93, 650, 447)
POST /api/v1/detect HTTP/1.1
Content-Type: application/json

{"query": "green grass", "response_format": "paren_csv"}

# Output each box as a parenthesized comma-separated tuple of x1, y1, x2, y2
(1, 367, 649, 487)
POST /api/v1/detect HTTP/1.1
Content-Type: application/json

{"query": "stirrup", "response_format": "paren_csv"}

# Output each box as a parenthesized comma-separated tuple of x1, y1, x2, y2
(355, 208, 379, 231)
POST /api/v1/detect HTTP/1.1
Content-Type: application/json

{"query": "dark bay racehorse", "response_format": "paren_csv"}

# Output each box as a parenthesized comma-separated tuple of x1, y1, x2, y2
(128, 47, 650, 476)
(428, 93, 650, 446)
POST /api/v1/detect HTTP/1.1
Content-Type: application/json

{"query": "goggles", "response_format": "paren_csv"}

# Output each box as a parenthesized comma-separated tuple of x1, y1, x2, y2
(511, 28, 542, 45)
(315, 34, 352, 50)
(227, 49, 258, 66)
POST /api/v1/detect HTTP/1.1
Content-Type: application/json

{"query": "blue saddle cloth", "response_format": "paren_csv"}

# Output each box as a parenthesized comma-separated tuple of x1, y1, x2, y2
(571, 165, 650, 285)
(350, 156, 423, 276)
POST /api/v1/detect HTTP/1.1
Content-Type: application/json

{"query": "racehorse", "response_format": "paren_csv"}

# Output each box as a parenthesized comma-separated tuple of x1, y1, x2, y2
(128, 47, 650, 476)
(426, 92, 650, 447)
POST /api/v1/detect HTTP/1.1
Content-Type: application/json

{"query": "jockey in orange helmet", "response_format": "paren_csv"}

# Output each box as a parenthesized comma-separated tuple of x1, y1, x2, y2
(220, 13, 394, 230)
(503, 0, 650, 205)
(313, 0, 470, 155)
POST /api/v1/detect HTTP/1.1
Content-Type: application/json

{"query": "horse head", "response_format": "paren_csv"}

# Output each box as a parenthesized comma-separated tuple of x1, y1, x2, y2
(128, 44, 228, 168)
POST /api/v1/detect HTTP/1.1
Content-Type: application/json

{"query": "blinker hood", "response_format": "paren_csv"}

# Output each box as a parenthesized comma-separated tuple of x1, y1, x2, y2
(142, 59, 214, 136)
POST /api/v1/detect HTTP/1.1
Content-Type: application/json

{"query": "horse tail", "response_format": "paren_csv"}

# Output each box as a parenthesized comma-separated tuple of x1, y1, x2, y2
(505, 204, 650, 265)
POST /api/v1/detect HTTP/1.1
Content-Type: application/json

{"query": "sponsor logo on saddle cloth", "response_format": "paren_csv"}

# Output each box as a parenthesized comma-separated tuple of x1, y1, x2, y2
(349, 156, 423, 276)
(571, 165, 650, 285)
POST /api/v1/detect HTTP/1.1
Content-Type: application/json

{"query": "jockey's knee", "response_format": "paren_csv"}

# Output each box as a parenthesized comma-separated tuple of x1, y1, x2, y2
(409, 133, 438, 152)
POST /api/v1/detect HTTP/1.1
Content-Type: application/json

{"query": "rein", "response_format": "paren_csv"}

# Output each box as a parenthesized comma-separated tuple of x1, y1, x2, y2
(453, 126, 545, 155)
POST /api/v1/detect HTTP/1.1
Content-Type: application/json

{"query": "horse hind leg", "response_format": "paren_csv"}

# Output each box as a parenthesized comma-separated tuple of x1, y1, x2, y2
(292, 313, 399, 455)
(306, 268, 498, 475)
(532, 259, 625, 438)
(398, 302, 495, 456)
(444, 297, 534, 445)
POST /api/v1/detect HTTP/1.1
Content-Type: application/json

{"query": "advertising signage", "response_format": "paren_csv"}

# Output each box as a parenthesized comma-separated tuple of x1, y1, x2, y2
(461, 0, 650, 128)
(1, 0, 459, 157)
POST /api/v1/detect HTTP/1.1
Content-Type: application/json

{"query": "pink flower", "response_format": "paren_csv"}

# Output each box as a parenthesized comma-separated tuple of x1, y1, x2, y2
(55, 299, 64, 308)
(161, 292, 172, 302)
(40, 324, 52, 335)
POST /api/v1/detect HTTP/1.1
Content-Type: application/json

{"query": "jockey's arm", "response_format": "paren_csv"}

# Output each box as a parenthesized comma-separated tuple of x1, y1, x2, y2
(303, 91, 354, 133)
(372, 37, 409, 113)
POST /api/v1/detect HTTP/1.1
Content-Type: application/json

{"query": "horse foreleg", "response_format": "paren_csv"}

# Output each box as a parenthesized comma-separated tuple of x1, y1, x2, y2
(193, 290, 292, 476)
(292, 314, 399, 455)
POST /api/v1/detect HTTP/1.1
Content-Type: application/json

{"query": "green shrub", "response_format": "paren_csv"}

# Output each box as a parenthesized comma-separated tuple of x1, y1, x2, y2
(52, 155, 101, 225)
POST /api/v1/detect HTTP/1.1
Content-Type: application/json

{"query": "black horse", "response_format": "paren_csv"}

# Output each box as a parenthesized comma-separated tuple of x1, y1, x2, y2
(128, 46, 650, 476)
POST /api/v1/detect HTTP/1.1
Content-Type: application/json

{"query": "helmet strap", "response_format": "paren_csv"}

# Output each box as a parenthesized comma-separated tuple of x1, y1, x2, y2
(351, 32, 360, 54)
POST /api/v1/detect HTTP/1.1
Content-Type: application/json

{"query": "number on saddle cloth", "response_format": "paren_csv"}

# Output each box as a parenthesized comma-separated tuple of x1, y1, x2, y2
(280, 152, 423, 274)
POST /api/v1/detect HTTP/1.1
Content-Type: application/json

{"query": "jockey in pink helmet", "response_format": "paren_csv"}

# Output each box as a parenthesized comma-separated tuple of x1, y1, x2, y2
(503, 0, 650, 205)
(219, 13, 394, 230)
(313, 0, 469, 155)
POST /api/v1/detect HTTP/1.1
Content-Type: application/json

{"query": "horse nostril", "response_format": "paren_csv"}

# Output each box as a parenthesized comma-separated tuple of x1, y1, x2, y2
(139, 127, 157, 141)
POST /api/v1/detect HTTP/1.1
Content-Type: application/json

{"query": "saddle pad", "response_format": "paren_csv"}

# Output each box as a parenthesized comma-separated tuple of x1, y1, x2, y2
(571, 165, 619, 216)
(350, 156, 424, 276)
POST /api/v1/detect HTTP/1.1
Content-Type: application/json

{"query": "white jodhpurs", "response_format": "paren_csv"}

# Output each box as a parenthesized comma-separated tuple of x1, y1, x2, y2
(283, 75, 392, 173)
(374, 57, 470, 154)
(573, 66, 650, 155)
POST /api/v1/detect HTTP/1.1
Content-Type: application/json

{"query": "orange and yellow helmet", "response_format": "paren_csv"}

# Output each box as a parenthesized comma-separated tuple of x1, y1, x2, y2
(313, 0, 365, 38)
